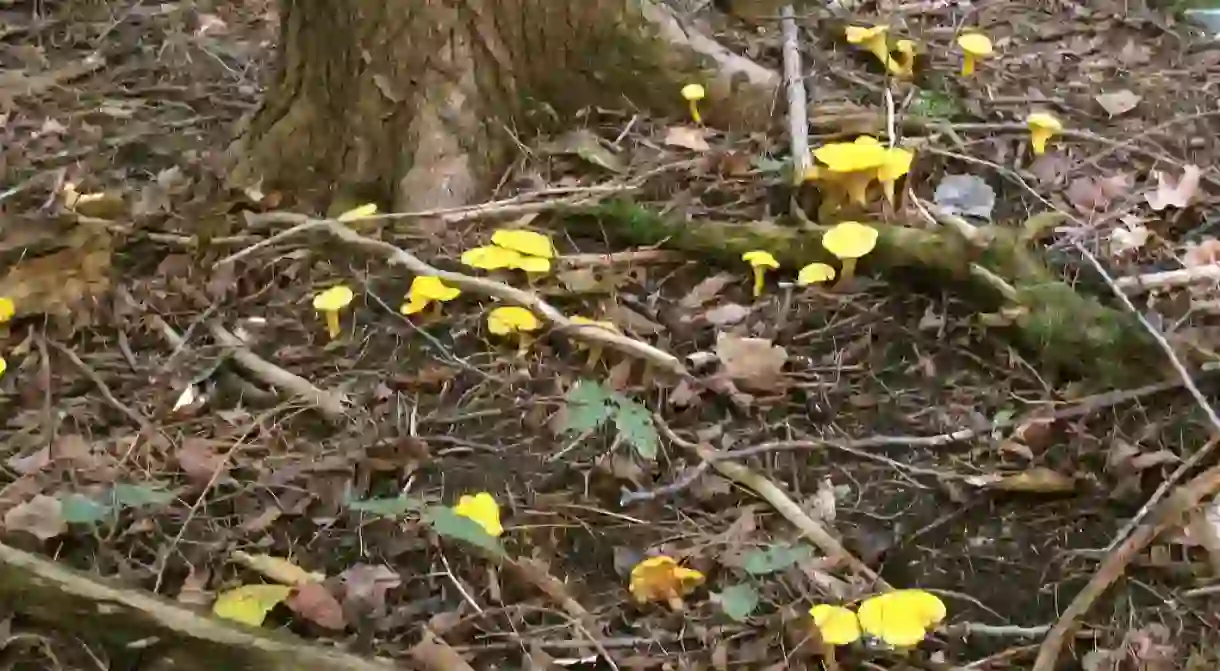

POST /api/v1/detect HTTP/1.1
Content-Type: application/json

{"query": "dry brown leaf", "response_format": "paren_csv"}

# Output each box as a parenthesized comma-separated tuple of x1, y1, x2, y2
(1094, 89, 1141, 118)
(603, 303, 665, 335)
(715, 333, 788, 392)
(1184, 238, 1220, 267)
(663, 125, 710, 152)
(286, 582, 347, 630)
(680, 273, 735, 310)
(339, 563, 401, 617)
(175, 438, 229, 485)
(230, 551, 324, 586)
(3, 494, 66, 540)
(983, 468, 1076, 494)
(703, 302, 752, 326)
(177, 565, 213, 606)
(1146, 165, 1202, 211)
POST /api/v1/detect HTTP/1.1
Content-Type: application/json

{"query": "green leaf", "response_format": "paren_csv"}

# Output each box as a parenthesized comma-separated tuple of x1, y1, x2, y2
(423, 506, 507, 558)
(111, 484, 176, 508)
(562, 379, 616, 435)
(909, 89, 961, 120)
(348, 496, 423, 517)
(61, 494, 111, 524)
(752, 156, 786, 173)
(742, 543, 813, 576)
(614, 400, 658, 460)
(712, 583, 759, 622)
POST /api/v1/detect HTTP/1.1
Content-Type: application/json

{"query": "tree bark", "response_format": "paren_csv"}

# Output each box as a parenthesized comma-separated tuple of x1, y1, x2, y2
(230, 0, 780, 212)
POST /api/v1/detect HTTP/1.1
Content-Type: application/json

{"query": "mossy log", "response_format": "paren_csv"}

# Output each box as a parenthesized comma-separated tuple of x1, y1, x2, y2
(0, 542, 400, 671)
(575, 201, 1169, 386)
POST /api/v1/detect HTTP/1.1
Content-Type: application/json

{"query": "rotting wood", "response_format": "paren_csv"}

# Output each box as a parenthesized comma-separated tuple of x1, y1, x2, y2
(0, 542, 402, 671)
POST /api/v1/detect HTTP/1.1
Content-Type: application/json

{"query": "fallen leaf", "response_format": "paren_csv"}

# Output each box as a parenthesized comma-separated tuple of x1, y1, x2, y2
(1146, 165, 1202, 211)
(982, 468, 1076, 494)
(603, 303, 665, 335)
(703, 302, 752, 326)
(933, 174, 995, 220)
(286, 582, 347, 630)
(680, 273, 735, 309)
(1110, 224, 1148, 255)
(551, 129, 625, 172)
(3, 494, 66, 540)
(1028, 153, 1070, 186)
(715, 333, 788, 392)
(175, 438, 229, 485)
(663, 125, 711, 152)
(340, 564, 401, 616)
(1094, 89, 1141, 117)
(230, 551, 324, 586)
(177, 565, 212, 606)
(212, 584, 292, 627)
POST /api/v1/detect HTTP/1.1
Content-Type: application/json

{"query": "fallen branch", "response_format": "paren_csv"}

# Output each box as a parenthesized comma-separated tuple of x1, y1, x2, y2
(0, 542, 399, 671)
(1031, 462, 1220, 670)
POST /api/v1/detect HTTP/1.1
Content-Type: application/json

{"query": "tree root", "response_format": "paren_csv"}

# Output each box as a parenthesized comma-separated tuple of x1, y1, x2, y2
(574, 199, 1171, 387)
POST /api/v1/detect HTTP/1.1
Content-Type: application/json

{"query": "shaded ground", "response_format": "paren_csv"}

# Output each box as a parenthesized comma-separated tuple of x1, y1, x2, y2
(4, 0, 1220, 669)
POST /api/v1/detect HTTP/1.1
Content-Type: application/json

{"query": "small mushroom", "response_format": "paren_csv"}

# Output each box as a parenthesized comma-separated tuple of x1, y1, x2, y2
(1026, 112, 1063, 156)
(0, 297, 14, 323)
(821, 222, 878, 289)
(809, 604, 861, 671)
(491, 229, 555, 260)
(312, 285, 354, 340)
(487, 306, 541, 356)
(681, 83, 706, 124)
(797, 262, 837, 287)
(462, 245, 525, 270)
(878, 146, 915, 206)
(570, 316, 619, 369)
(956, 33, 993, 77)
(813, 137, 889, 206)
(742, 250, 780, 298)
(628, 556, 706, 611)
(890, 39, 917, 78)
(857, 589, 946, 648)
(400, 276, 462, 317)
(452, 492, 504, 537)
(845, 25, 893, 71)
(0, 356, 7, 379)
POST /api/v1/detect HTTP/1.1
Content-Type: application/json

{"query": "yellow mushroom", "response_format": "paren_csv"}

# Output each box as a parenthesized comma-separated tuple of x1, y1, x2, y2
(742, 250, 780, 298)
(857, 589, 946, 648)
(462, 245, 524, 271)
(628, 556, 706, 611)
(312, 285, 354, 340)
(796, 262, 837, 287)
(491, 229, 555, 259)
(0, 297, 14, 323)
(400, 276, 462, 317)
(681, 83, 706, 124)
(809, 604, 861, 671)
(821, 222, 879, 288)
(0, 356, 7, 379)
(1026, 112, 1063, 156)
(487, 306, 541, 356)
(570, 316, 619, 369)
(452, 492, 503, 537)
(845, 25, 892, 70)
(813, 137, 889, 206)
(956, 33, 993, 77)
(890, 39, 917, 78)
(877, 147, 915, 206)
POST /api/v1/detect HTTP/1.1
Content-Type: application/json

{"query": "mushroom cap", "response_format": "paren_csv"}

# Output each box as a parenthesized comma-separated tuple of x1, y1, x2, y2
(453, 492, 503, 537)
(408, 276, 461, 302)
(797, 262, 837, 286)
(956, 33, 993, 56)
(571, 315, 619, 332)
(809, 604, 862, 646)
(895, 39, 917, 56)
(822, 222, 879, 260)
(336, 202, 378, 222)
(462, 245, 524, 270)
(1026, 112, 1062, 131)
(629, 556, 706, 603)
(681, 83, 705, 101)
(857, 590, 946, 648)
(0, 356, 6, 378)
(511, 255, 552, 274)
(492, 229, 555, 259)
(487, 306, 541, 335)
(814, 139, 888, 173)
(313, 285, 354, 311)
(845, 25, 888, 44)
(0, 297, 14, 323)
(878, 147, 915, 181)
(742, 250, 779, 269)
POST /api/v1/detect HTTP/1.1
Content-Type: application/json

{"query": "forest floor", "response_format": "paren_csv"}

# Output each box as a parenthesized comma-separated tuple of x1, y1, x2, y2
(3, 0, 1220, 669)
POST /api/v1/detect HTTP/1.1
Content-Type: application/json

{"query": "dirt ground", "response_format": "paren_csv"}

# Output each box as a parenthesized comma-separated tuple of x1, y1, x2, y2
(4, 0, 1220, 669)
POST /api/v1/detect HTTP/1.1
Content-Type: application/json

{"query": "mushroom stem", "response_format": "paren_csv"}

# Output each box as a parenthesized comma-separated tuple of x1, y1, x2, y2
(835, 259, 858, 289)
(323, 310, 340, 339)
(1030, 129, 1054, 155)
(751, 268, 766, 298)
(821, 643, 840, 671)
(688, 100, 702, 125)
(961, 54, 977, 76)
(841, 172, 873, 206)
(586, 344, 604, 370)
(516, 334, 533, 358)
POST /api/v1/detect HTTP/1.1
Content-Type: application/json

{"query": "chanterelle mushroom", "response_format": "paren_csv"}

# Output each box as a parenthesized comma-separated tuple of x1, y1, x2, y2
(1026, 112, 1063, 156)
(956, 33, 992, 77)
(313, 285, 354, 340)
(742, 250, 780, 298)
(821, 222, 879, 288)
(681, 83, 706, 124)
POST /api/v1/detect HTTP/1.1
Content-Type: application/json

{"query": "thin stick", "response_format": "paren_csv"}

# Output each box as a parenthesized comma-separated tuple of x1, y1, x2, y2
(1115, 263, 1220, 296)
(47, 340, 151, 431)
(780, 5, 811, 184)
(1032, 463, 1220, 670)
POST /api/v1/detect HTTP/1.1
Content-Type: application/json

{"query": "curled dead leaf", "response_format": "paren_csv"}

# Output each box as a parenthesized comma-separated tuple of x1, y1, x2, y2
(715, 333, 788, 392)
(1146, 165, 1201, 211)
